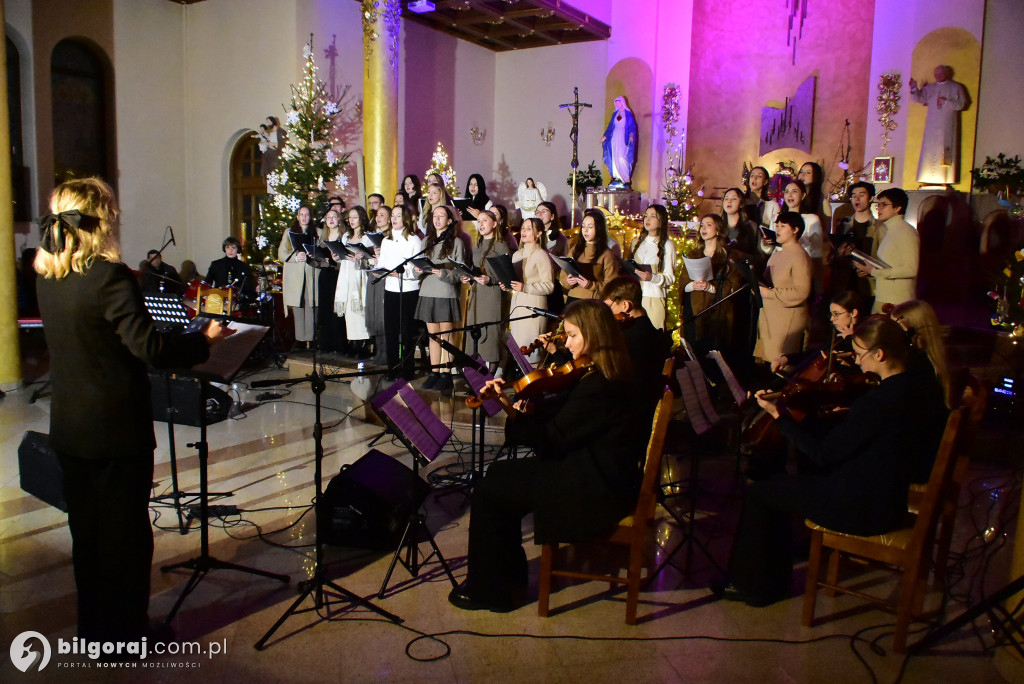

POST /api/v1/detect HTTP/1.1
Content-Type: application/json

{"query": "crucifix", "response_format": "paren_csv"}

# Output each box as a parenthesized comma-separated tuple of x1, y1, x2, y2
(559, 87, 592, 229)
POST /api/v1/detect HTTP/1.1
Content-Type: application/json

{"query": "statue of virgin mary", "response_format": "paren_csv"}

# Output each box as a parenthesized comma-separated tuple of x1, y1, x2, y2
(601, 96, 638, 188)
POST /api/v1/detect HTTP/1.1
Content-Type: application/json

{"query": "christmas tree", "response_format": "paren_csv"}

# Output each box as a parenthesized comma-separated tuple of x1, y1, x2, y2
(660, 148, 704, 222)
(424, 142, 459, 198)
(254, 37, 349, 264)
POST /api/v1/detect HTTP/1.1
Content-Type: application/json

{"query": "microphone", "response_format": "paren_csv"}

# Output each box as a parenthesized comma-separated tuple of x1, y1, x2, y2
(168, 226, 176, 246)
(524, 306, 560, 320)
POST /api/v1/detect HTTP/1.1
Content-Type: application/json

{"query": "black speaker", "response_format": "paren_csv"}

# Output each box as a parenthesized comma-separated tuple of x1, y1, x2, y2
(18, 431, 67, 512)
(319, 449, 428, 550)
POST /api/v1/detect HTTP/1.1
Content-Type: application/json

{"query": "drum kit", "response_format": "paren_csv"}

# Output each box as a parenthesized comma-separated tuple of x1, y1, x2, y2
(180, 261, 279, 320)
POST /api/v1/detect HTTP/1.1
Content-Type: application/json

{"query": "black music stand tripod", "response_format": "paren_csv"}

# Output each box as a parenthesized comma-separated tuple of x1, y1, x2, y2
(370, 380, 458, 598)
(160, 378, 290, 623)
(254, 369, 402, 650)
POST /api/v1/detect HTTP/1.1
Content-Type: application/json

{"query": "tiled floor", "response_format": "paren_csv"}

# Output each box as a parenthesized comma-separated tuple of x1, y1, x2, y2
(1, 348, 1020, 683)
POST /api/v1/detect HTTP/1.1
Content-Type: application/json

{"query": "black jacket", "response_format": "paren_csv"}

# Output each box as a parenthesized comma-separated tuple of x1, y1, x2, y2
(775, 372, 948, 535)
(505, 371, 642, 544)
(37, 261, 210, 460)
(204, 256, 254, 296)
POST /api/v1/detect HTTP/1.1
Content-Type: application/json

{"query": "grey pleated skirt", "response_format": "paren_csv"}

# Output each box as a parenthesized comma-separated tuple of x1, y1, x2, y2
(415, 295, 461, 323)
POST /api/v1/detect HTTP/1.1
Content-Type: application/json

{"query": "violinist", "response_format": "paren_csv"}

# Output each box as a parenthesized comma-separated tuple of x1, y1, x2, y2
(891, 298, 955, 403)
(712, 317, 949, 607)
(449, 300, 642, 613)
(602, 277, 672, 421)
(771, 290, 866, 376)
(530, 277, 670, 423)
(680, 214, 744, 358)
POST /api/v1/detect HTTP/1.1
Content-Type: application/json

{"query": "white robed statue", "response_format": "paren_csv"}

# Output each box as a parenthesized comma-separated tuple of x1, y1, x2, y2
(910, 65, 967, 185)
(515, 177, 547, 220)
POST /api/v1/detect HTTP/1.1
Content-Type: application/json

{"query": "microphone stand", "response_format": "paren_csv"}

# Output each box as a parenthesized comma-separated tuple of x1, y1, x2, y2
(252, 365, 402, 650)
(427, 311, 543, 488)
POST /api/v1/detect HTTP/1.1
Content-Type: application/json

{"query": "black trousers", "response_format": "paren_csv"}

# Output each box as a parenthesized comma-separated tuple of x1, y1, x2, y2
(318, 269, 347, 353)
(465, 458, 535, 603)
(727, 475, 829, 599)
(58, 450, 155, 641)
(384, 289, 419, 377)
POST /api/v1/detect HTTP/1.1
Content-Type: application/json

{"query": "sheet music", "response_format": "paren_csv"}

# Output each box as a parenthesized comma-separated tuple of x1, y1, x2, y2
(707, 350, 747, 407)
(462, 355, 502, 417)
(187, 320, 269, 383)
(685, 360, 720, 424)
(506, 334, 534, 375)
(676, 367, 712, 435)
(371, 380, 451, 463)
(683, 256, 713, 282)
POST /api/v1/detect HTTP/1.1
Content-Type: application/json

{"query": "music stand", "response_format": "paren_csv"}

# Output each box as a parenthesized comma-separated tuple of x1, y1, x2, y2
(160, 318, 291, 623)
(461, 355, 504, 484)
(371, 380, 458, 598)
(506, 333, 535, 377)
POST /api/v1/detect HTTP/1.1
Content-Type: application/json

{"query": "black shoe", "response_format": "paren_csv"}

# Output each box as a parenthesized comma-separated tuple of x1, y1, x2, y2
(447, 584, 518, 613)
(435, 374, 454, 393)
(422, 372, 440, 389)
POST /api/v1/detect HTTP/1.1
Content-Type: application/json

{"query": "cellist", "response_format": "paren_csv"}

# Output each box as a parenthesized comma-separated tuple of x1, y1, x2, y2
(448, 300, 643, 613)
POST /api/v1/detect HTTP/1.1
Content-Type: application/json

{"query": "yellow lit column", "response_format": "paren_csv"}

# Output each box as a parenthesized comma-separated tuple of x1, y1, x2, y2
(0, 1, 21, 391)
(361, 0, 401, 202)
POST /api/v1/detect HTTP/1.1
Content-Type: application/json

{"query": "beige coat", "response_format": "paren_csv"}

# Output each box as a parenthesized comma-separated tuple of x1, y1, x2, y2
(754, 243, 812, 362)
(510, 243, 555, 349)
(278, 229, 319, 313)
(558, 242, 619, 300)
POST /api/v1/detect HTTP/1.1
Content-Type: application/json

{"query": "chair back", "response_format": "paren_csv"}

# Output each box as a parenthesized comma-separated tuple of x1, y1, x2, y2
(906, 378, 984, 560)
(197, 284, 233, 315)
(634, 387, 674, 524)
(661, 357, 675, 379)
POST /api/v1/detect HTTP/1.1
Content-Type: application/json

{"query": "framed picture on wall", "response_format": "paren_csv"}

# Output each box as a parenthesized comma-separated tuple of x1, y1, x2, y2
(872, 156, 893, 184)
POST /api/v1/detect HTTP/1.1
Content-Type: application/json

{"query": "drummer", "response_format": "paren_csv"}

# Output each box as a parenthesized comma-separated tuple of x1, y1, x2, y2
(204, 236, 255, 299)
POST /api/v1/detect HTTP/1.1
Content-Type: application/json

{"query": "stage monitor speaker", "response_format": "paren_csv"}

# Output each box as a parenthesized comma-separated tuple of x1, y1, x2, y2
(18, 431, 67, 512)
(320, 449, 429, 550)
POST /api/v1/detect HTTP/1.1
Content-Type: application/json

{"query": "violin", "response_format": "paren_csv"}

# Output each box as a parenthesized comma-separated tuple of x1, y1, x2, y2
(740, 334, 878, 456)
(466, 355, 594, 414)
(520, 311, 630, 356)
(521, 332, 565, 356)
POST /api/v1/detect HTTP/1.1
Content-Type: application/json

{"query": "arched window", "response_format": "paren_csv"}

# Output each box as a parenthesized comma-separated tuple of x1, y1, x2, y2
(7, 35, 29, 221)
(50, 39, 112, 184)
(229, 134, 265, 259)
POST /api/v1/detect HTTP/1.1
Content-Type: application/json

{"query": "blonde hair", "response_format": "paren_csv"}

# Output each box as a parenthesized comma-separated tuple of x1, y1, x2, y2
(891, 299, 953, 407)
(563, 299, 632, 383)
(34, 178, 120, 279)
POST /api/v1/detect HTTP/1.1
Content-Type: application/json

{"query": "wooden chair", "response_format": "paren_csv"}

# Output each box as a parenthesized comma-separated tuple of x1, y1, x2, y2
(801, 379, 986, 653)
(537, 387, 674, 624)
(196, 284, 233, 316)
(909, 375, 987, 589)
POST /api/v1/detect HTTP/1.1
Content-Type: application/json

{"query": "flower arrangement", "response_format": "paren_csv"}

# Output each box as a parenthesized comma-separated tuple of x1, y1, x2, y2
(566, 161, 603, 194)
(971, 153, 1024, 198)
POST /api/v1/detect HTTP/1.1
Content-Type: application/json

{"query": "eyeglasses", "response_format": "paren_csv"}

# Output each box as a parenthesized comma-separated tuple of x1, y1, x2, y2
(875, 201, 893, 208)
(829, 310, 851, 320)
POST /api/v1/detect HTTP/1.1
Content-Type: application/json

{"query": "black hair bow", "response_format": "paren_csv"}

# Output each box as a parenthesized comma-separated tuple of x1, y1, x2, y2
(38, 210, 90, 253)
